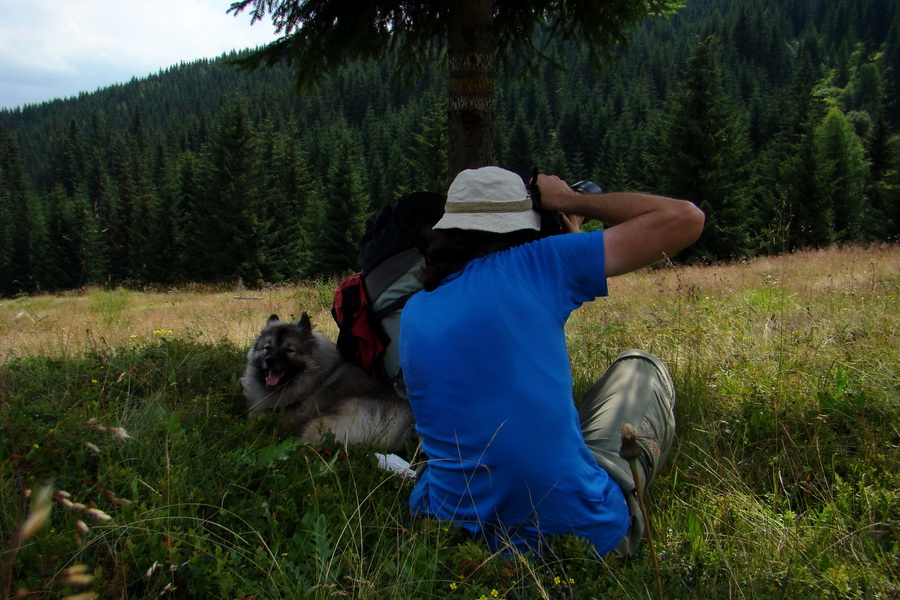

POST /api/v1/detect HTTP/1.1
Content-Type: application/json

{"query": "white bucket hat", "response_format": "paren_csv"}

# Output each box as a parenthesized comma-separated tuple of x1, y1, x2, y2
(433, 166, 541, 233)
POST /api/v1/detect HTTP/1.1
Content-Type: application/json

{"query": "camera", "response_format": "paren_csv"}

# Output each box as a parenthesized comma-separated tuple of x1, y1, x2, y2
(570, 180, 603, 195)
(528, 167, 603, 235)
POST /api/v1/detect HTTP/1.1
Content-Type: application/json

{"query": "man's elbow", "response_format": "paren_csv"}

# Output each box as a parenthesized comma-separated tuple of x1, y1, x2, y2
(671, 200, 706, 251)
(683, 201, 706, 242)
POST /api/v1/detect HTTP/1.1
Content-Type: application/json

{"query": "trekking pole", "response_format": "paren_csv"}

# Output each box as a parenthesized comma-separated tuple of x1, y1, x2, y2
(620, 423, 662, 600)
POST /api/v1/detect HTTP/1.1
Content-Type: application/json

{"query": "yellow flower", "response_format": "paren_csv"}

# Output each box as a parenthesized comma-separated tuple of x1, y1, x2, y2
(568, 578, 575, 584)
(129, 334, 138, 339)
(554, 576, 561, 584)
(449, 583, 457, 590)
(491, 590, 499, 597)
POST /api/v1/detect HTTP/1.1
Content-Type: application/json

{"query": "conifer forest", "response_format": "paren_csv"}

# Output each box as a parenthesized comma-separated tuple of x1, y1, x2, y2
(0, 0, 898, 295)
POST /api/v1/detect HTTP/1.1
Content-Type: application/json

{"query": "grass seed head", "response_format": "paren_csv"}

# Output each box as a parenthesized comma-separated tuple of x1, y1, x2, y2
(85, 508, 112, 521)
(61, 593, 98, 600)
(109, 427, 131, 440)
(19, 484, 53, 540)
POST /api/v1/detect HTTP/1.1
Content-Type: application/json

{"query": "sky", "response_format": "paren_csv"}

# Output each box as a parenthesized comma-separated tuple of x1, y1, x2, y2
(0, 0, 281, 110)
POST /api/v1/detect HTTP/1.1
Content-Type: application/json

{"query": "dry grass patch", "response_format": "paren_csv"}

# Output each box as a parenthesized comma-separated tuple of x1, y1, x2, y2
(0, 281, 340, 361)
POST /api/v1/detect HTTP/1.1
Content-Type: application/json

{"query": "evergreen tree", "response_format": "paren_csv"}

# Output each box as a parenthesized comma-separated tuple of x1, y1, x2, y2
(0, 124, 46, 294)
(126, 157, 159, 282)
(401, 102, 449, 195)
(229, 0, 682, 176)
(142, 158, 183, 285)
(195, 99, 264, 283)
(865, 113, 900, 239)
(794, 123, 836, 249)
(882, 21, 900, 128)
(74, 189, 105, 287)
(256, 123, 314, 281)
(813, 106, 869, 241)
(52, 118, 87, 197)
(651, 37, 752, 261)
(174, 151, 204, 281)
(107, 163, 135, 283)
(504, 109, 537, 182)
(540, 132, 569, 182)
(44, 185, 96, 290)
(83, 158, 112, 277)
(305, 123, 369, 277)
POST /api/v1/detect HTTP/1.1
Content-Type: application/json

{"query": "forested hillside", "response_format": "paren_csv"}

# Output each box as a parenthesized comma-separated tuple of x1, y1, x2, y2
(1, 0, 897, 294)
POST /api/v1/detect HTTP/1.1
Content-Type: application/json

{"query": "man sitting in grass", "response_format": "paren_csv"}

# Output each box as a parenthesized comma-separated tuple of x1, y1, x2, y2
(399, 166, 704, 555)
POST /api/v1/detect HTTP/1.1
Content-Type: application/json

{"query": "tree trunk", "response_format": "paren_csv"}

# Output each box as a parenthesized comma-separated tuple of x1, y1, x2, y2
(447, 0, 495, 180)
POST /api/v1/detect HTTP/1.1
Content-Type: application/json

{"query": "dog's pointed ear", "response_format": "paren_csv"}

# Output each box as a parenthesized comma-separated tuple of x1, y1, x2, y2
(267, 314, 280, 325)
(294, 311, 312, 336)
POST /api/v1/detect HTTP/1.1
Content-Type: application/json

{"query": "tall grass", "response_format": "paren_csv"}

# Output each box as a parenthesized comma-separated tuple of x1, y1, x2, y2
(1, 245, 897, 599)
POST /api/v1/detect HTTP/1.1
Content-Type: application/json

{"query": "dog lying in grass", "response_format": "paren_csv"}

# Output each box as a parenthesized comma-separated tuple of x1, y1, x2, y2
(240, 313, 414, 452)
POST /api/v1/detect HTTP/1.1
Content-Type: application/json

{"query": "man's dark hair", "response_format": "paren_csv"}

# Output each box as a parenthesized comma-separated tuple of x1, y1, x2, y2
(420, 228, 545, 291)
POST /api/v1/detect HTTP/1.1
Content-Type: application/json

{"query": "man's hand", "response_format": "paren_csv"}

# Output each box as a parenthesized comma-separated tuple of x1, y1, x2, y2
(533, 174, 583, 233)
(560, 213, 584, 233)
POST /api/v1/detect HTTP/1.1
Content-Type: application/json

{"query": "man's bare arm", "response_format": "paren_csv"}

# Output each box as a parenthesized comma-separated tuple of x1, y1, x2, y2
(536, 174, 705, 277)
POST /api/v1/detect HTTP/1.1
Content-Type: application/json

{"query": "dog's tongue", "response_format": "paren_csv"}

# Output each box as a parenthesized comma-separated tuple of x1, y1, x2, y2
(265, 370, 284, 387)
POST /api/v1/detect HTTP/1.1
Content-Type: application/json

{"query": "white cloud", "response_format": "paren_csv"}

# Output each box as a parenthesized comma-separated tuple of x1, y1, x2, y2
(0, 0, 279, 109)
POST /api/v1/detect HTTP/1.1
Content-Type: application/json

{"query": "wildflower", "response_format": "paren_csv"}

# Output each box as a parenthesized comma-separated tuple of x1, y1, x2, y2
(91, 379, 99, 384)
(32, 443, 39, 449)
(85, 442, 101, 453)
(449, 583, 458, 590)
(491, 590, 500, 597)
(130, 334, 138, 339)
(569, 578, 575, 584)
(554, 576, 561, 584)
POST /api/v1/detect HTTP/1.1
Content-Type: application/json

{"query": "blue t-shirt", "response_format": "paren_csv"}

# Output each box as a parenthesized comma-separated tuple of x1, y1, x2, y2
(399, 230, 629, 555)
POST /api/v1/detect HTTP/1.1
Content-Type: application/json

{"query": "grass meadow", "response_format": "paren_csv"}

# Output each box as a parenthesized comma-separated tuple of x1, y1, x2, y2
(1, 244, 897, 599)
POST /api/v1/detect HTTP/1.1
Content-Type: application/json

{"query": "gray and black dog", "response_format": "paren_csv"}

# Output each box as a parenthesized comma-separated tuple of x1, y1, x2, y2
(241, 313, 414, 452)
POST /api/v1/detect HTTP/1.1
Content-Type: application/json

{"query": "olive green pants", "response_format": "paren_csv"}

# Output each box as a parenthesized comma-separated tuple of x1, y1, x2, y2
(578, 349, 676, 556)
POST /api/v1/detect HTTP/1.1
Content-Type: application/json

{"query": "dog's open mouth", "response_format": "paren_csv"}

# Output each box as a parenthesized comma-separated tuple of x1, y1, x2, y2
(265, 370, 285, 388)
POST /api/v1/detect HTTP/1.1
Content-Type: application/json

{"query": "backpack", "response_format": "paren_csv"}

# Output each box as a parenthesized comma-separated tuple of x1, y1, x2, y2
(331, 191, 445, 393)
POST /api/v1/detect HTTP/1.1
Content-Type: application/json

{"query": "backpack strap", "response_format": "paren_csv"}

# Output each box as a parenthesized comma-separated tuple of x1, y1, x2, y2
(364, 247, 422, 300)
(373, 291, 418, 320)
